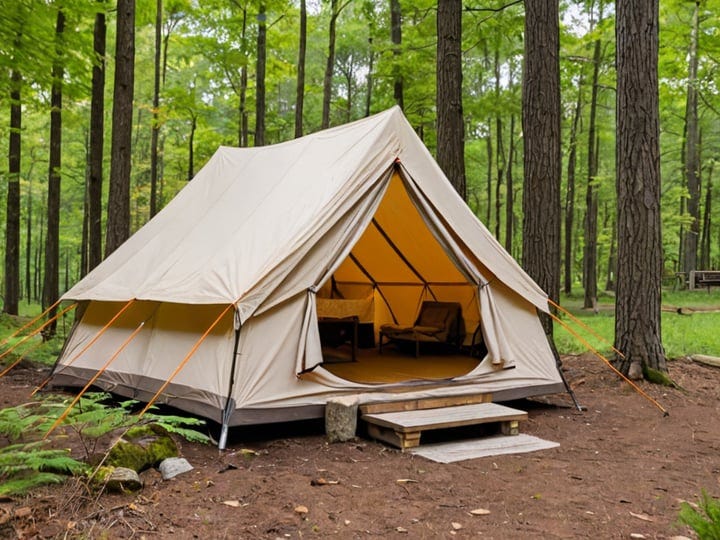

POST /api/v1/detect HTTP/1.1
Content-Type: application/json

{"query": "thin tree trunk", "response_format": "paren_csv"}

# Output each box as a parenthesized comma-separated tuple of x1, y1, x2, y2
(564, 75, 583, 294)
(294, 0, 306, 138)
(365, 36, 374, 117)
(254, 2, 266, 145)
(681, 1, 701, 274)
(436, 0, 466, 199)
(43, 7, 65, 338)
(322, 0, 339, 129)
(504, 114, 515, 254)
(239, 7, 248, 146)
(150, 0, 162, 218)
(485, 122, 492, 225)
(615, 0, 666, 376)
(5, 65, 22, 315)
(700, 160, 713, 269)
(105, 0, 135, 257)
(187, 114, 196, 180)
(87, 2, 106, 271)
(390, 0, 403, 109)
(583, 36, 602, 309)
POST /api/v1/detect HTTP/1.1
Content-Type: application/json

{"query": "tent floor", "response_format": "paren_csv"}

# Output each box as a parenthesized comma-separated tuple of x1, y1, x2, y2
(321, 346, 481, 384)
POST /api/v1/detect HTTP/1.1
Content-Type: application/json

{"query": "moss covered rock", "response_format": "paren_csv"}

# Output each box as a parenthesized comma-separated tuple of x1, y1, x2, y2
(106, 424, 179, 472)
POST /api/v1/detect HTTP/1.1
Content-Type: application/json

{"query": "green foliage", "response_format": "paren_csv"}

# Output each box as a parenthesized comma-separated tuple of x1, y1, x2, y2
(0, 441, 89, 496)
(0, 391, 209, 496)
(678, 490, 720, 540)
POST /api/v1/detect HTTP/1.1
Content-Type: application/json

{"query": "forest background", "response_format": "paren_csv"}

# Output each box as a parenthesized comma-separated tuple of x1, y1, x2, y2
(0, 0, 717, 336)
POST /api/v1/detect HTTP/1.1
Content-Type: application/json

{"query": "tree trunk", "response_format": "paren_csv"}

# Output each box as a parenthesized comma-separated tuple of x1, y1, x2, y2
(681, 1, 700, 274)
(254, 3, 267, 146)
(187, 114, 196, 181)
(504, 114, 515, 254)
(294, 0, 306, 138)
(485, 120, 492, 225)
(322, 0, 339, 129)
(583, 37, 602, 309)
(87, 1, 106, 273)
(615, 0, 666, 377)
(150, 0, 162, 218)
(700, 159, 713, 269)
(43, 7, 65, 338)
(564, 75, 583, 295)
(239, 7, 248, 146)
(522, 0, 561, 308)
(390, 0, 403, 109)
(105, 0, 135, 257)
(4, 67, 22, 315)
(436, 0, 466, 199)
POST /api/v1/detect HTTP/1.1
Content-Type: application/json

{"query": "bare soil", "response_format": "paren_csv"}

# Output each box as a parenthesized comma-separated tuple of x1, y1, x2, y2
(1, 354, 717, 539)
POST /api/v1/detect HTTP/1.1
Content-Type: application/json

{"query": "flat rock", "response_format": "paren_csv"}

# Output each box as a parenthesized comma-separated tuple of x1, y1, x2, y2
(159, 457, 194, 480)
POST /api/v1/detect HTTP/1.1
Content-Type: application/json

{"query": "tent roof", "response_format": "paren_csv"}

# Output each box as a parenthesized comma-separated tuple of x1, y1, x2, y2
(63, 107, 548, 312)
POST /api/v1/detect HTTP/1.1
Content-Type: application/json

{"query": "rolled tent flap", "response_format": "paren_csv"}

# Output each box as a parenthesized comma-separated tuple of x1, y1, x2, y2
(397, 165, 514, 367)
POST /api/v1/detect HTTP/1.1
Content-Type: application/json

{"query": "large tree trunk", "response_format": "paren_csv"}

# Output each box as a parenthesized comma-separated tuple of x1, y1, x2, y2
(522, 0, 561, 309)
(294, 0, 306, 137)
(43, 7, 65, 338)
(254, 2, 266, 146)
(390, 0, 403, 109)
(105, 0, 135, 257)
(681, 1, 701, 274)
(564, 75, 583, 295)
(436, 0, 466, 199)
(87, 1, 106, 273)
(615, 0, 666, 377)
(150, 0, 162, 218)
(4, 67, 22, 315)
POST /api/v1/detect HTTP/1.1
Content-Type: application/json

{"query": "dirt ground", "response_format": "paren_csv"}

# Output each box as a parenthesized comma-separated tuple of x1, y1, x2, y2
(0, 354, 717, 539)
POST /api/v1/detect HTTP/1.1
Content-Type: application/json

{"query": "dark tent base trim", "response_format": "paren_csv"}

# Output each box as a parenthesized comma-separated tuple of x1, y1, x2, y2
(49, 366, 566, 429)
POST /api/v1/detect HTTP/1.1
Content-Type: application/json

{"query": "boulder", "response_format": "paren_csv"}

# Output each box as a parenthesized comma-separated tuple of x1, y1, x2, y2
(325, 395, 359, 443)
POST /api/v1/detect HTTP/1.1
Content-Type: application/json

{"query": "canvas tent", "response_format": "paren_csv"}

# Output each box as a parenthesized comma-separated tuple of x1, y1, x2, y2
(51, 106, 567, 440)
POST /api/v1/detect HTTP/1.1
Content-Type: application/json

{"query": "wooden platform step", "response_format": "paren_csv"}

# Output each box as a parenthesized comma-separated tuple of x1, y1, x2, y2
(362, 403, 528, 450)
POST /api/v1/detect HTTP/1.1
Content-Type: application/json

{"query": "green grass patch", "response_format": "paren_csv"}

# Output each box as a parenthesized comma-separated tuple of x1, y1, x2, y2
(555, 289, 720, 359)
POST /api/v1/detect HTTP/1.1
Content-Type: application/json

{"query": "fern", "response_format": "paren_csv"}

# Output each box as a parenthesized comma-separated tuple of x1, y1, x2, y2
(0, 472, 67, 496)
(143, 413, 211, 444)
(678, 491, 720, 540)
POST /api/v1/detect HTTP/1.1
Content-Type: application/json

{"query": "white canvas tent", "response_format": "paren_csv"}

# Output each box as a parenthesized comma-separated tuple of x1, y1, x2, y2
(51, 107, 567, 437)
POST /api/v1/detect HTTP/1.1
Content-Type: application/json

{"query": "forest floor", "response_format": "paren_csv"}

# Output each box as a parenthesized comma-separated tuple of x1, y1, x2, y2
(0, 353, 718, 539)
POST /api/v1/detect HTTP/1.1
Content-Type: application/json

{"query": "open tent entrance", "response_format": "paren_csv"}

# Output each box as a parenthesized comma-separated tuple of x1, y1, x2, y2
(313, 169, 487, 384)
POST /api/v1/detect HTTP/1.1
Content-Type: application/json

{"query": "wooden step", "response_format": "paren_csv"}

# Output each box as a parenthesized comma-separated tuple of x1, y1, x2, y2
(359, 393, 492, 416)
(363, 403, 528, 450)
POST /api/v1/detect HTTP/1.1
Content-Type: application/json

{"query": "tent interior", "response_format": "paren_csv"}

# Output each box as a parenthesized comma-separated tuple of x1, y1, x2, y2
(313, 170, 488, 383)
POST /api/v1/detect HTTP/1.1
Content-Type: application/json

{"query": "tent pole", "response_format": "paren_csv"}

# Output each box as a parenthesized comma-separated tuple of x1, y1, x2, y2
(219, 322, 242, 451)
(538, 308, 583, 411)
(348, 252, 399, 325)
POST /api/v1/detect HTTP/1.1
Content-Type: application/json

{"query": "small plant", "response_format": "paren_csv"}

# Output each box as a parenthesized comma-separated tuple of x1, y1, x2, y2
(678, 490, 720, 539)
(0, 392, 210, 496)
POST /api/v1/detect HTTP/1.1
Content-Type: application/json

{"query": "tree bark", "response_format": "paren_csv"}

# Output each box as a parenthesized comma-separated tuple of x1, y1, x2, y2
(522, 0, 561, 307)
(294, 0, 306, 138)
(615, 0, 666, 376)
(150, 0, 162, 218)
(43, 7, 65, 337)
(436, 0, 466, 199)
(583, 37, 602, 309)
(254, 3, 267, 146)
(105, 0, 135, 257)
(681, 1, 700, 274)
(564, 75, 583, 295)
(700, 160, 713, 269)
(4, 67, 22, 315)
(390, 0, 403, 109)
(504, 114, 515, 254)
(321, 0, 340, 129)
(87, 1, 106, 273)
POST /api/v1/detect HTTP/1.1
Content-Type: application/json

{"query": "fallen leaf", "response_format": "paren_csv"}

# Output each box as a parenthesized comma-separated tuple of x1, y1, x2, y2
(294, 505, 309, 515)
(240, 449, 258, 457)
(630, 534, 645, 539)
(223, 500, 241, 507)
(344, 520, 351, 526)
(451, 522, 463, 530)
(396, 479, 418, 484)
(396, 526, 408, 533)
(469, 508, 491, 516)
(66, 521, 77, 530)
(311, 478, 328, 486)
(14, 507, 31, 518)
(629, 511, 654, 522)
